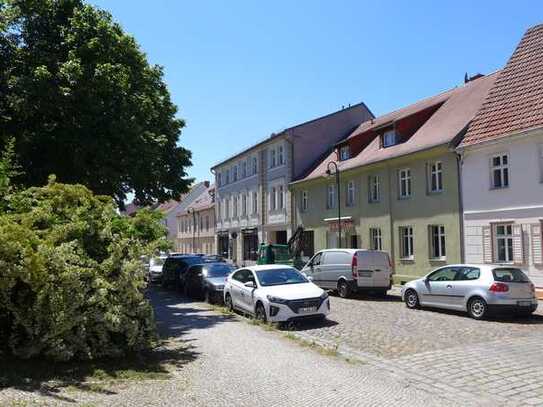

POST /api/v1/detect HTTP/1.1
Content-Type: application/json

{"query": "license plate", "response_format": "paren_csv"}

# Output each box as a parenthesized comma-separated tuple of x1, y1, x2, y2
(518, 300, 532, 306)
(299, 306, 317, 314)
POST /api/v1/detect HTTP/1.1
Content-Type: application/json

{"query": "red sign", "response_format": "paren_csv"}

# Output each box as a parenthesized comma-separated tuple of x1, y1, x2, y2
(328, 219, 354, 232)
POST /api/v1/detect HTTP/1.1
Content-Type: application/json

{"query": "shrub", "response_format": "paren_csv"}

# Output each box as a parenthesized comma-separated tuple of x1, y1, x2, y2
(0, 179, 170, 361)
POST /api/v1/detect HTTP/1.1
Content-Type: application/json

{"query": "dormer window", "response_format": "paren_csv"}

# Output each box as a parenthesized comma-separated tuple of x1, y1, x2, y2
(339, 145, 350, 161)
(382, 129, 398, 148)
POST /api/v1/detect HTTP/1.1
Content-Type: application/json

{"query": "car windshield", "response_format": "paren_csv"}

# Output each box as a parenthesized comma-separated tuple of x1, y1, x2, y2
(256, 268, 308, 287)
(203, 264, 234, 278)
(150, 257, 165, 267)
(493, 268, 530, 283)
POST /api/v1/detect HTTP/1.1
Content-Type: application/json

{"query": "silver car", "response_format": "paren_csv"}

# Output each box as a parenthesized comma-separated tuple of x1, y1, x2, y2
(401, 265, 538, 319)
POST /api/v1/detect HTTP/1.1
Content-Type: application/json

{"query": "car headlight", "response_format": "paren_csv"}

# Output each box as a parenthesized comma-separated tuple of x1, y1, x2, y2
(320, 291, 329, 300)
(267, 295, 288, 304)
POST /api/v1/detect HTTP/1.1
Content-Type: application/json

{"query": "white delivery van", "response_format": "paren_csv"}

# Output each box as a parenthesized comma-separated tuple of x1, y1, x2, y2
(301, 249, 393, 298)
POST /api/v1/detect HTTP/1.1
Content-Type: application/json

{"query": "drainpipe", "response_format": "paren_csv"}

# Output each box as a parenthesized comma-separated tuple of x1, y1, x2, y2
(456, 152, 466, 263)
(387, 162, 396, 276)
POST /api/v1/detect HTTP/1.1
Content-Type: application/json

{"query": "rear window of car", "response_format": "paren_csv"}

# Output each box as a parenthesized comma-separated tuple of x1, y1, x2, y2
(492, 268, 530, 283)
(323, 251, 352, 265)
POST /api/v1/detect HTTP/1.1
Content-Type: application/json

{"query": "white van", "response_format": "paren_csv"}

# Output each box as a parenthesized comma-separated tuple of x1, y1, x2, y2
(301, 249, 393, 298)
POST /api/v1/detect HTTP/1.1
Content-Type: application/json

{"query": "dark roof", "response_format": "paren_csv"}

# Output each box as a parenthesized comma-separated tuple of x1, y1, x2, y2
(210, 103, 372, 169)
(294, 72, 498, 184)
(460, 24, 543, 147)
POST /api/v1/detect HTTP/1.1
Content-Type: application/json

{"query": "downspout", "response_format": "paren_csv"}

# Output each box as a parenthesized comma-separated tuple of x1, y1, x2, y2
(456, 151, 466, 263)
(386, 162, 396, 277)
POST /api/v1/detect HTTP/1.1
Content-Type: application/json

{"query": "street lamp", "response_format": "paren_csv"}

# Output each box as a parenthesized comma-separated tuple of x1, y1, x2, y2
(326, 161, 341, 248)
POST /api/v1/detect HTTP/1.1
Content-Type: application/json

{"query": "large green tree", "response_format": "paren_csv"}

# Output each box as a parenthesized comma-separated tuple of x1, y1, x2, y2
(0, 0, 192, 207)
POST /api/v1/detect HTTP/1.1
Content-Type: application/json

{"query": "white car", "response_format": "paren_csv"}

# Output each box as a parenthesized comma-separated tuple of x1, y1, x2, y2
(223, 265, 330, 323)
(148, 256, 167, 283)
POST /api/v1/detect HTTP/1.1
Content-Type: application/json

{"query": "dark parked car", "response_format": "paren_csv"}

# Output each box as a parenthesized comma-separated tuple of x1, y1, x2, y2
(185, 262, 236, 303)
(161, 255, 203, 291)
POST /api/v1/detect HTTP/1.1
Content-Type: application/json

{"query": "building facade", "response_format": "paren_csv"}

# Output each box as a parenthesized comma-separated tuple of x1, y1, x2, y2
(459, 24, 543, 289)
(176, 184, 216, 255)
(212, 104, 373, 265)
(291, 73, 497, 283)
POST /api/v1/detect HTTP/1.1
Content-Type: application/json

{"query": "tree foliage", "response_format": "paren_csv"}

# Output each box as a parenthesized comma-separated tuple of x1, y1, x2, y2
(0, 179, 170, 361)
(0, 0, 192, 207)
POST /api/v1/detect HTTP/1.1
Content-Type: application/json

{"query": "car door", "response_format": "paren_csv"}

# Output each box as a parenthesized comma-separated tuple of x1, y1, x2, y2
(306, 252, 324, 287)
(419, 267, 460, 309)
(321, 251, 350, 289)
(238, 270, 257, 313)
(450, 267, 481, 309)
(229, 270, 246, 309)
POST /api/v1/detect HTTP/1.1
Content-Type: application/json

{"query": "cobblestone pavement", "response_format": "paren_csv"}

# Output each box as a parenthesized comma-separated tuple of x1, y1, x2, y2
(288, 288, 543, 406)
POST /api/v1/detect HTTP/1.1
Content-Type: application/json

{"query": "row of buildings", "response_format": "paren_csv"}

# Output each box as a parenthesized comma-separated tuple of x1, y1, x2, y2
(167, 24, 543, 289)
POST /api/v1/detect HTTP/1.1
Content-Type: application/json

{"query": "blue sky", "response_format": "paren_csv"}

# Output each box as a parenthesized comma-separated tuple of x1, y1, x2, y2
(91, 0, 542, 184)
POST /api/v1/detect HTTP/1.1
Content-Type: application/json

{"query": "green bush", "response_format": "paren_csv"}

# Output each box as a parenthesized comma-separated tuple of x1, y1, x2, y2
(0, 179, 170, 361)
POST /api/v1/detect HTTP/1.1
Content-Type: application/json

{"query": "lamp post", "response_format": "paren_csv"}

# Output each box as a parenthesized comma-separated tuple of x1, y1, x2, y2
(326, 161, 341, 248)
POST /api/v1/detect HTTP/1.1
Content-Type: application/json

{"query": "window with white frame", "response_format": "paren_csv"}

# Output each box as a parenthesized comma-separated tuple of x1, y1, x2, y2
(346, 180, 355, 207)
(429, 161, 443, 192)
(241, 194, 247, 216)
(279, 185, 284, 209)
(233, 196, 238, 217)
(270, 187, 276, 210)
(399, 226, 414, 259)
(382, 129, 398, 147)
(369, 175, 380, 202)
(278, 145, 284, 165)
(399, 168, 412, 198)
(252, 156, 258, 175)
(270, 149, 276, 168)
(242, 161, 247, 178)
(252, 191, 258, 214)
(370, 227, 382, 251)
(327, 184, 336, 209)
(491, 154, 509, 188)
(495, 224, 513, 262)
(429, 225, 446, 259)
(339, 145, 350, 161)
(301, 190, 308, 212)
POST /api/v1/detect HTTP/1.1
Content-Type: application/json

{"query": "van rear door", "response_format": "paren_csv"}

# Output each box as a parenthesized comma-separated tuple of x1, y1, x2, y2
(356, 251, 392, 288)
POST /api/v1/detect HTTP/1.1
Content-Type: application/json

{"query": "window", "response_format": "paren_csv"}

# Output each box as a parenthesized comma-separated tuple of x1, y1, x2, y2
(232, 196, 238, 218)
(429, 161, 443, 192)
(252, 191, 258, 214)
(369, 175, 380, 203)
(339, 145, 350, 161)
(382, 129, 398, 147)
(430, 225, 446, 259)
(456, 267, 481, 281)
(327, 184, 336, 209)
(241, 194, 247, 216)
(399, 168, 411, 198)
(346, 180, 355, 207)
(301, 190, 308, 212)
(399, 226, 414, 259)
(217, 173, 222, 187)
(278, 145, 284, 165)
(495, 224, 513, 262)
(199, 215, 203, 231)
(270, 187, 276, 210)
(216, 202, 221, 221)
(232, 165, 238, 182)
(310, 252, 322, 266)
(428, 267, 456, 282)
(242, 161, 247, 178)
(370, 228, 382, 251)
(302, 230, 314, 257)
(278, 185, 284, 209)
(492, 268, 529, 283)
(252, 156, 258, 175)
(350, 235, 358, 249)
(205, 215, 210, 231)
(491, 154, 509, 188)
(225, 169, 230, 184)
(243, 232, 259, 261)
(323, 251, 352, 265)
(270, 149, 276, 168)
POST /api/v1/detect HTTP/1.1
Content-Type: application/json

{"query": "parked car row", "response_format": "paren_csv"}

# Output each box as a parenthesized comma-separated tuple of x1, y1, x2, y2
(149, 249, 538, 322)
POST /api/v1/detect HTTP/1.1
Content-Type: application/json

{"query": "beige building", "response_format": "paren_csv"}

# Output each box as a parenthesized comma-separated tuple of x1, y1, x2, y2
(176, 184, 216, 255)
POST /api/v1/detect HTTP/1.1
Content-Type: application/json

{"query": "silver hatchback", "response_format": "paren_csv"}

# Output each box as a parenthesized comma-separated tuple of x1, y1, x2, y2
(401, 265, 538, 319)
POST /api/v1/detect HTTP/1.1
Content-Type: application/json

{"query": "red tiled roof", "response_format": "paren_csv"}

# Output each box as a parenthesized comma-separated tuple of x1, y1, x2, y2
(460, 24, 543, 147)
(178, 185, 215, 216)
(294, 72, 498, 183)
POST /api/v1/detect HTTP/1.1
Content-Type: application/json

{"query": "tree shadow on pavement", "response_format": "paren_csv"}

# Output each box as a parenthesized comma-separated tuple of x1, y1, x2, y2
(280, 317, 339, 332)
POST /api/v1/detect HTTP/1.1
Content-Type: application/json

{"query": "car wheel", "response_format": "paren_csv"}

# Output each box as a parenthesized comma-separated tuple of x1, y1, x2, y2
(255, 303, 267, 323)
(225, 293, 234, 312)
(337, 280, 351, 298)
(404, 289, 420, 309)
(468, 297, 488, 320)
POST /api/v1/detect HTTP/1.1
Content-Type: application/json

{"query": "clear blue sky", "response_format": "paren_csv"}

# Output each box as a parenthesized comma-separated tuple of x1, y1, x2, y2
(91, 0, 542, 184)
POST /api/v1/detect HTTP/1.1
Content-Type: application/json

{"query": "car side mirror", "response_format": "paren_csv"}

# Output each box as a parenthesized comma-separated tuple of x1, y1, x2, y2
(307, 276, 314, 282)
(244, 281, 255, 288)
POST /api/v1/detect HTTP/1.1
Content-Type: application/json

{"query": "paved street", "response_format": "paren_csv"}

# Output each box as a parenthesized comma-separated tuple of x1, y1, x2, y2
(2, 286, 543, 406)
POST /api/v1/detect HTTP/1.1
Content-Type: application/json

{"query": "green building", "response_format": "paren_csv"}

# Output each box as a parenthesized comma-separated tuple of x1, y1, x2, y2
(290, 73, 497, 283)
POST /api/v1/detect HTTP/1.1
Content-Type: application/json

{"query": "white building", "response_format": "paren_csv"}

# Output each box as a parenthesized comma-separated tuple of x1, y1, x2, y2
(458, 24, 543, 289)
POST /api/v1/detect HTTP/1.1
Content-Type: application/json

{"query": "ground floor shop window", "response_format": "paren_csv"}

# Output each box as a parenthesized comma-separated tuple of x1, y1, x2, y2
(243, 231, 259, 261)
(301, 230, 315, 257)
(350, 235, 359, 249)
(218, 235, 229, 258)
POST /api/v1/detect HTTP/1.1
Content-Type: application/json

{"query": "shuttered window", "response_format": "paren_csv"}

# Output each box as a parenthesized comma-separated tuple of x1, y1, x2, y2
(531, 223, 543, 265)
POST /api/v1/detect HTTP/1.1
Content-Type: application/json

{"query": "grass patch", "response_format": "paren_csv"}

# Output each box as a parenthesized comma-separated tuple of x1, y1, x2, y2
(0, 340, 197, 394)
(283, 332, 339, 357)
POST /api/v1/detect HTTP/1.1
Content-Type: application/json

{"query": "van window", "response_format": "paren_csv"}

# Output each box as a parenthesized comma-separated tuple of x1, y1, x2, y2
(323, 251, 351, 265)
(311, 252, 323, 266)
